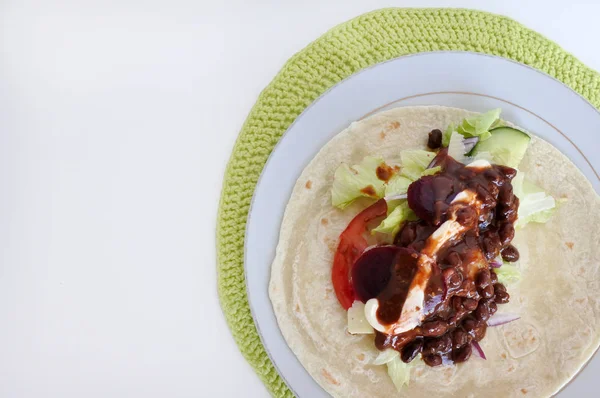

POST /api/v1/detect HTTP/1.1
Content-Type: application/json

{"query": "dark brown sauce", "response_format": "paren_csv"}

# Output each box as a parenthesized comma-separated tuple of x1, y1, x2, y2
(375, 249, 419, 324)
(360, 185, 377, 196)
(365, 151, 518, 366)
(376, 163, 395, 182)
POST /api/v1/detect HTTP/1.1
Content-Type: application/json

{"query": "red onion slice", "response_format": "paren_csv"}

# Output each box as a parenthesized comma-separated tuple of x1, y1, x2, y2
(471, 341, 487, 360)
(490, 260, 502, 268)
(384, 193, 408, 201)
(463, 137, 479, 153)
(487, 312, 520, 327)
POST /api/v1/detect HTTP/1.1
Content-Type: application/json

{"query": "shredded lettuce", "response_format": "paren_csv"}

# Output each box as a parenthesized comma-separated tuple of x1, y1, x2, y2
(373, 349, 399, 365)
(329, 150, 439, 211)
(385, 175, 412, 197)
(525, 206, 556, 223)
(331, 156, 387, 209)
(400, 150, 436, 180)
(447, 131, 468, 163)
(442, 124, 454, 147)
(459, 108, 501, 140)
(347, 301, 374, 334)
(420, 166, 442, 176)
(496, 264, 521, 285)
(443, 109, 501, 146)
(512, 172, 558, 228)
(387, 356, 412, 392)
(372, 201, 417, 237)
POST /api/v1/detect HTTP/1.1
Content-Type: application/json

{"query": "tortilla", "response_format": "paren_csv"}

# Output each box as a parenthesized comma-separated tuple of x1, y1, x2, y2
(268, 106, 600, 397)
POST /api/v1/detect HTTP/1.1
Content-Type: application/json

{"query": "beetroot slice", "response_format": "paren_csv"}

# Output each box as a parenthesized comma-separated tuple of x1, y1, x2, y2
(351, 246, 399, 302)
(351, 246, 420, 306)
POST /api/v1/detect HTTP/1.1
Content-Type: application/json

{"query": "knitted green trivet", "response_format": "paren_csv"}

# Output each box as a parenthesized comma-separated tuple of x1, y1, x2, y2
(216, 8, 600, 397)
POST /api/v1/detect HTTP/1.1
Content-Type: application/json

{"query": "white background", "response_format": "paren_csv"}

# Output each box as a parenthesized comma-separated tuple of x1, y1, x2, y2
(1, 1, 600, 397)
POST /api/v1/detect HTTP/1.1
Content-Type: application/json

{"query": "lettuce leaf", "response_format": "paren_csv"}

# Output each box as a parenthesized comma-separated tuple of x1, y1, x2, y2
(372, 200, 417, 237)
(443, 109, 501, 146)
(387, 356, 412, 392)
(442, 124, 454, 147)
(347, 301, 374, 334)
(420, 166, 442, 176)
(447, 131, 468, 163)
(496, 264, 521, 285)
(330, 151, 439, 210)
(373, 349, 399, 365)
(512, 172, 558, 228)
(385, 175, 412, 197)
(459, 108, 501, 141)
(331, 156, 387, 209)
(400, 150, 436, 180)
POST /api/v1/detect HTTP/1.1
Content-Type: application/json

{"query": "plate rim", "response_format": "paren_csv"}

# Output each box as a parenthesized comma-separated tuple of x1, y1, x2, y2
(244, 50, 600, 396)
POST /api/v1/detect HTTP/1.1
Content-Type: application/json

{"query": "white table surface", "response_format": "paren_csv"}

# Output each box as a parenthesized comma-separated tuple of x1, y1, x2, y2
(1, 1, 600, 397)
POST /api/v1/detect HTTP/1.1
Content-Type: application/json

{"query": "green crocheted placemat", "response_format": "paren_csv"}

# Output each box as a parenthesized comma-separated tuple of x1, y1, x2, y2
(216, 8, 600, 397)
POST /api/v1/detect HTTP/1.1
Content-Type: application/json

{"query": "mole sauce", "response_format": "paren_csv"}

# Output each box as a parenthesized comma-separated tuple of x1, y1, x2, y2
(360, 150, 518, 366)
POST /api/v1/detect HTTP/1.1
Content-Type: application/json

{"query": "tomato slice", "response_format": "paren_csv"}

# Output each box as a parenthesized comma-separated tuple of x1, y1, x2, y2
(332, 199, 387, 310)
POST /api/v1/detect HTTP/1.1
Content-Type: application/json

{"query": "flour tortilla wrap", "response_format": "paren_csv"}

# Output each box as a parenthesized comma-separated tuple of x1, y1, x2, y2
(268, 106, 600, 397)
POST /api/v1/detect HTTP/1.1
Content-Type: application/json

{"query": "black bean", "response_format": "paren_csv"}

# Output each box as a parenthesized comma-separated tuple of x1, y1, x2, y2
(456, 206, 477, 226)
(474, 301, 490, 322)
(495, 289, 510, 304)
(422, 339, 434, 356)
(464, 232, 479, 248)
(439, 334, 453, 353)
(456, 279, 478, 298)
(475, 185, 495, 207)
(498, 184, 514, 206)
(462, 298, 479, 311)
(443, 267, 463, 290)
(488, 300, 498, 315)
(476, 269, 491, 289)
(483, 168, 502, 184)
(490, 270, 498, 284)
(463, 316, 487, 341)
(453, 343, 472, 363)
(472, 323, 487, 341)
(503, 197, 519, 223)
(423, 354, 442, 367)
(450, 305, 469, 326)
(452, 328, 468, 349)
(462, 317, 478, 335)
(501, 245, 520, 262)
(452, 296, 464, 311)
(482, 229, 502, 260)
(396, 223, 417, 247)
(401, 339, 423, 363)
(498, 165, 517, 180)
(447, 315, 458, 327)
(428, 129, 443, 149)
(422, 339, 434, 355)
(446, 251, 462, 267)
(487, 183, 500, 198)
(494, 283, 507, 294)
(421, 320, 449, 337)
(481, 284, 494, 299)
(424, 334, 452, 355)
(498, 222, 515, 247)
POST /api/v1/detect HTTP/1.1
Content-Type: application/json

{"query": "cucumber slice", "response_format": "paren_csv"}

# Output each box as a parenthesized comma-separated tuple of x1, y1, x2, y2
(469, 127, 531, 168)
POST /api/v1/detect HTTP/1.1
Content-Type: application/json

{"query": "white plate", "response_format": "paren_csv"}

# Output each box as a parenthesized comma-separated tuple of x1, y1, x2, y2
(245, 52, 600, 397)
